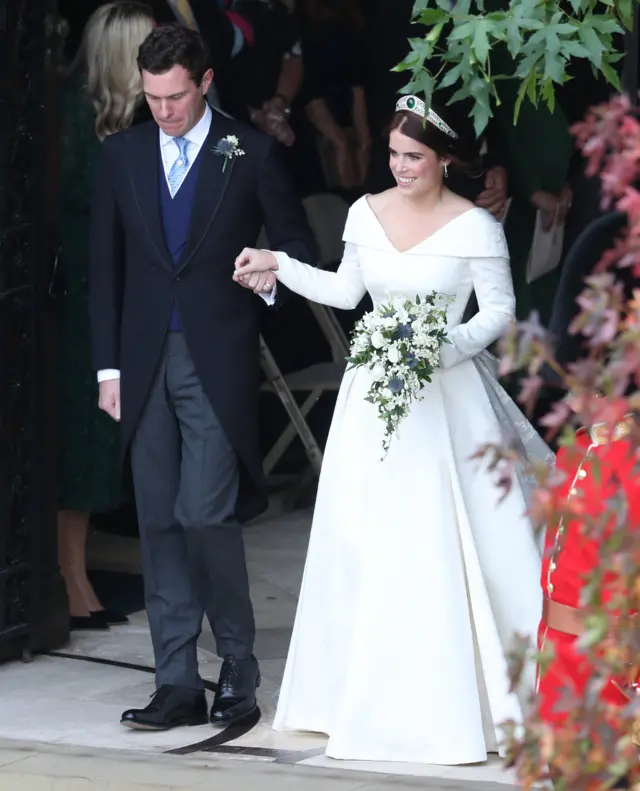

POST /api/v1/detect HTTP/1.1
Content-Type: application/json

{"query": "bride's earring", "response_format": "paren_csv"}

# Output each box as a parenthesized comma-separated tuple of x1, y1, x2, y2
(443, 163, 449, 179)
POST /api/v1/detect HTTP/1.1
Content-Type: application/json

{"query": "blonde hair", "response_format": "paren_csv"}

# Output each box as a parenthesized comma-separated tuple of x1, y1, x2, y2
(71, 1, 155, 140)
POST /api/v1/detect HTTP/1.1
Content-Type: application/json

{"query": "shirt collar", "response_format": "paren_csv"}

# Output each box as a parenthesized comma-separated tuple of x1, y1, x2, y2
(159, 102, 212, 149)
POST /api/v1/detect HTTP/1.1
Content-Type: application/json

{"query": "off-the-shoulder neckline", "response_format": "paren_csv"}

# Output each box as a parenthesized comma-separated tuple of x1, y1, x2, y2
(363, 195, 485, 255)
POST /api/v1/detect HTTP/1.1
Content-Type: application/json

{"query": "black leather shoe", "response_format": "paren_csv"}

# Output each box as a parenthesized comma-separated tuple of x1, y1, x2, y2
(121, 685, 208, 730)
(210, 655, 260, 726)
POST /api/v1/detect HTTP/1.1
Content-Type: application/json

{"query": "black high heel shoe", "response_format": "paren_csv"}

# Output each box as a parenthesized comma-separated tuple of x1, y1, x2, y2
(92, 609, 129, 625)
(70, 612, 110, 631)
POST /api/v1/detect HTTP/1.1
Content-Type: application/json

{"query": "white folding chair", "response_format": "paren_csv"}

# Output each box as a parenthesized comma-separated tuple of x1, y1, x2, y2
(257, 193, 353, 479)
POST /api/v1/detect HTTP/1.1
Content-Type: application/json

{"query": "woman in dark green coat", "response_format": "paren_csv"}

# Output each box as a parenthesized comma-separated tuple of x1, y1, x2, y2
(56, 0, 155, 630)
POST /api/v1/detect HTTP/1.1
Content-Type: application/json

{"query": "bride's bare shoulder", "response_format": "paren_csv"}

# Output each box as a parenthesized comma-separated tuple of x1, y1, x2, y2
(365, 189, 396, 213)
(443, 191, 476, 216)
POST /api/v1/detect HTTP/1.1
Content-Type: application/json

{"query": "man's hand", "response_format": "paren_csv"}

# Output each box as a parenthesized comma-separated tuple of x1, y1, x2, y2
(233, 248, 278, 294)
(243, 269, 276, 294)
(476, 166, 508, 219)
(99, 379, 121, 422)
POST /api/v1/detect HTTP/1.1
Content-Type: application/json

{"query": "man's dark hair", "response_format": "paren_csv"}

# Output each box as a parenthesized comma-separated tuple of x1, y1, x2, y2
(137, 24, 210, 86)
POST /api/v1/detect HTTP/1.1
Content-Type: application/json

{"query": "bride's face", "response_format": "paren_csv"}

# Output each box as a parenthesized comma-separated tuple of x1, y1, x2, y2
(388, 129, 446, 195)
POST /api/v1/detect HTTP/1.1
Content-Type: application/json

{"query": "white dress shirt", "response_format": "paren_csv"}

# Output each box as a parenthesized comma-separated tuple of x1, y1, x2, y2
(97, 105, 274, 383)
(159, 102, 212, 188)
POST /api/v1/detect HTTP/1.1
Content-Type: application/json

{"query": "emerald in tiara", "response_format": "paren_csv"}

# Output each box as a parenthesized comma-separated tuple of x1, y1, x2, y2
(395, 95, 459, 140)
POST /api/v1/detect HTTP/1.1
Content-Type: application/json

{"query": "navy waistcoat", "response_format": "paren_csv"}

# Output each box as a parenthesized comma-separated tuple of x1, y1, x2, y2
(159, 143, 203, 331)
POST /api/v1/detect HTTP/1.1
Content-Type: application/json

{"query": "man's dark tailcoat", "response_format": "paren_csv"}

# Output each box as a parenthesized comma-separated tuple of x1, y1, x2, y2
(89, 110, 317, 522)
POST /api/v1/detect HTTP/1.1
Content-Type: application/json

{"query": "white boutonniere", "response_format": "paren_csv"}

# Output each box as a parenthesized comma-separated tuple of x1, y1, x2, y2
(212, 135, 245, 172)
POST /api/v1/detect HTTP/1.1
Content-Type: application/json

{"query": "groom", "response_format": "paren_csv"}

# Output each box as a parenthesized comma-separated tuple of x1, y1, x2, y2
(89, 24, 316, 730)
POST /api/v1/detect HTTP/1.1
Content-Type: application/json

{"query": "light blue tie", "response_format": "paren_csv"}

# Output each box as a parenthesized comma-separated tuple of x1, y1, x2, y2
(167, 137, 190, 197)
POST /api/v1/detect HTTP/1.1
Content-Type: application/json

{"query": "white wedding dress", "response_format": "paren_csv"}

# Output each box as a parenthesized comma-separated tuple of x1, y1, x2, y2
(271, 197, 543, 766)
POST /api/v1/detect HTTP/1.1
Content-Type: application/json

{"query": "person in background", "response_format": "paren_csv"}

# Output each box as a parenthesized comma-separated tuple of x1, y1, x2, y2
(537, 409, 639, 790)
(59, 0, 240, 109)
(534, 211, 639, 790)
(56, 0, 156, 630)
(296, 0, 370, 193)
(490, 93, 573, 323)
(215, 0, 303, 146)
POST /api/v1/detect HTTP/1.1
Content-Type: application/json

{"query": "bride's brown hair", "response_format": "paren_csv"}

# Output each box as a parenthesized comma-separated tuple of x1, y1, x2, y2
(389, 103, 482, 177)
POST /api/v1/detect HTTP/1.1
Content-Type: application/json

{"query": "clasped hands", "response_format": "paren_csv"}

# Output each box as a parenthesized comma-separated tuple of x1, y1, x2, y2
(233, 248, 278, 294)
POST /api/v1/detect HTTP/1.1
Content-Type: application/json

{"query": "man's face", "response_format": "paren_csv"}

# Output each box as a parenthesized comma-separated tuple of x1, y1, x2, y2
(142, 65, 213, 137)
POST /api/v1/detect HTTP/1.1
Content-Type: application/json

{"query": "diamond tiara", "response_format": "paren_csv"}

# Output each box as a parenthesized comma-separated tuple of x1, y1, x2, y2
(395, 95, 459, 140)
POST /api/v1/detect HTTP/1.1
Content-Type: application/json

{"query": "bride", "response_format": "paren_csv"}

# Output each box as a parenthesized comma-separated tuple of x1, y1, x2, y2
(234, 96, 543, 766)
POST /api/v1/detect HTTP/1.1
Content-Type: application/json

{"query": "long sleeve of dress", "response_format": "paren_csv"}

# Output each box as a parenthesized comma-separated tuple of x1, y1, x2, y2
(440, 256, 515, 369)
(271, 243, 366, 310)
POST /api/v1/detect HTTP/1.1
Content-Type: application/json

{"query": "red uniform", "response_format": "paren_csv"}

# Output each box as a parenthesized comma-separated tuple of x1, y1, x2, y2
(537, 417, 640, 727)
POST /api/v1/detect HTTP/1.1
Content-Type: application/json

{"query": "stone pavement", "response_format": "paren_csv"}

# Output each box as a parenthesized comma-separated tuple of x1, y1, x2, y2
(0, 504, 522, 789)
(0, 740, 519, 791)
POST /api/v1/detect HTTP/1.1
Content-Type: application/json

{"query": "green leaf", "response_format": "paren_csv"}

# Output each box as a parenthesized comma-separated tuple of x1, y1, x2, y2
(472, 20, 491, 64)
(543, 54, 566, 83)
(514, 17, 546, 30)
(471, 98, 492, 136)
(527, 28, 548, 50)
(545, 30, 561, 58)
(449, 20, 478, 40)
(541, 77, 556, 111)
(550, 22, 580, 34)
(617, 0, 634, 29)
(406, 69, 435, 108)
(411, 0, 430, 18)
(452, 0, 472, 13)
(589, 14, 623, 34)
(470, 74, 491, 108)
(601, 59, 622, 89)
(578, 23, 606, 67)
(392, 54, 420, 73)
(416, 8, 448, 25)
(514, 69, 536, 124)
(514, 50, 543, 78)
(505, 18, 522, 56)
(426, 21, 445, 46)
(561, 40, 591, 58)
(448, 84, 472, 104)
(406, 0, 627, 137)
(439, 64, 462, 88)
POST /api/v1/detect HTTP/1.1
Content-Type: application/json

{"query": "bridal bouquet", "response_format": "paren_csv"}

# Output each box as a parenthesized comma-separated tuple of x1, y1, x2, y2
(347, 293, 451, 457)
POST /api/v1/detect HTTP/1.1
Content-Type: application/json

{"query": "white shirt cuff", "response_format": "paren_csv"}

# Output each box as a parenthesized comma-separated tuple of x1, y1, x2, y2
(97, 369, 121, 382)
(259, 283, 277, 306)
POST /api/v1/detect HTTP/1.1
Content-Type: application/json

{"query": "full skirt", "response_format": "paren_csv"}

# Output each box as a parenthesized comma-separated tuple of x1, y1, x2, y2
(273, 357, 543, 765)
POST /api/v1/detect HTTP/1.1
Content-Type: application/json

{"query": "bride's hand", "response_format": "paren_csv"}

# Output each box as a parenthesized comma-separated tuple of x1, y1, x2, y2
(233, 248, 278, 293)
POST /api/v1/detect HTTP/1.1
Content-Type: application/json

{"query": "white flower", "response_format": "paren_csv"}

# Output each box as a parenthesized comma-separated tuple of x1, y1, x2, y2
(387, 345, 401, 364)
(213, 135, 245, 172)
(347, 291, 451, 458)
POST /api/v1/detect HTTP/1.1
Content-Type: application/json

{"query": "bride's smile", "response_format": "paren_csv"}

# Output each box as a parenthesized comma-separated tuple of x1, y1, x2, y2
(388, 128, 447, 195)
